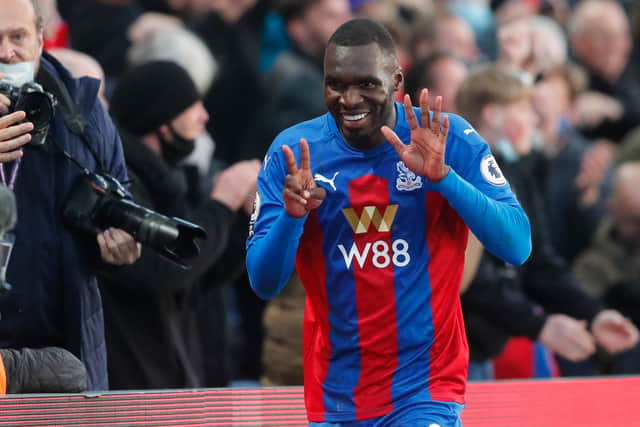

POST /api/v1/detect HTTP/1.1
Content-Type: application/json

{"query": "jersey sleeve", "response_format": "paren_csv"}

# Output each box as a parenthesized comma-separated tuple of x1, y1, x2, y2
(433, 113, 532, 265)
(245, 133, 307, 299)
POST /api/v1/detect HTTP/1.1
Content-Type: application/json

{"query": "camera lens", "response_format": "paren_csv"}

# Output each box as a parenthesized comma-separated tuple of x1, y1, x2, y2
(101, 199, 182, 249)
(15, 91, 55, 129)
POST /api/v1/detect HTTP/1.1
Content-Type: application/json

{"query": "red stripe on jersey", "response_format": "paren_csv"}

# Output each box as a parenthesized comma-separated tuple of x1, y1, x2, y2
(425, 192, 469, 403)
(348, 175, 399, 418)
(296, 211, 330, 419)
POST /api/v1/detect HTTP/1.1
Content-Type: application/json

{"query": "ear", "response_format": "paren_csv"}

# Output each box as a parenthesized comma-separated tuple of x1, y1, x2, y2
(37, 30, 44, 57)
(158, 124, 172, 140)
(393, 69, 404, 92)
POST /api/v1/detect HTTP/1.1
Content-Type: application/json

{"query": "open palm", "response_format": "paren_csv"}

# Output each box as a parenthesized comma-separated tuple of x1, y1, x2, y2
(381, 89, 450, 183)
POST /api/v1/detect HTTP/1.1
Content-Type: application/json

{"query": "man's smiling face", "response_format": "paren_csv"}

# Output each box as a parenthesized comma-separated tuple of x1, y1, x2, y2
(324, 42, 402, 150)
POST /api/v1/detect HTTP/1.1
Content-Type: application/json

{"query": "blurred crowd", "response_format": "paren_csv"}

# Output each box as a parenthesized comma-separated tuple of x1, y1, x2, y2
(4, 0, 640, 391)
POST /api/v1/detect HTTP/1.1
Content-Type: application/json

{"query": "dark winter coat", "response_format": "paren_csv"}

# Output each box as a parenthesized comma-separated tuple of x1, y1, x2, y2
(0, 53, 129, 390)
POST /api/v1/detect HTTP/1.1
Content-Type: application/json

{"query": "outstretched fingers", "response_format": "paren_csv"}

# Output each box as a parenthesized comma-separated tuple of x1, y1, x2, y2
(403, 94, 419, 130)
(431, 95, 443, 134)
(419, 88, 430, 129)
(282, 144, 299, 176)
(441, 114, 450, 142)
(299, 138, 311, 173)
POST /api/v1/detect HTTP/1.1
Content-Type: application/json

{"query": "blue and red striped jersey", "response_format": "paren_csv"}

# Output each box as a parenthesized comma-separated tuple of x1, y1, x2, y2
(247, 103, 530, 422)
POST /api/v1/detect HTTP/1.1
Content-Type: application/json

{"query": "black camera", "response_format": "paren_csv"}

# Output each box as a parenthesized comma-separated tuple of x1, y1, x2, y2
(63, 171, 206, 269)
(0, 82, 56, 146)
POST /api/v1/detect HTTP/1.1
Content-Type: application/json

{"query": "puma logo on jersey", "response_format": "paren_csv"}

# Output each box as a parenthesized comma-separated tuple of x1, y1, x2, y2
(342, 205, 398, 234)
(314, 171, 339, 191)
(464, 128, 475, 135)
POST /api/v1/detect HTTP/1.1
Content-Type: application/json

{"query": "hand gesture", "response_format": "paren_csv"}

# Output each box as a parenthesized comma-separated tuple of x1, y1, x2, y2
(381, 89, 450, 183)
(282, 138, 326, 218)
(591, 309, 639, 354)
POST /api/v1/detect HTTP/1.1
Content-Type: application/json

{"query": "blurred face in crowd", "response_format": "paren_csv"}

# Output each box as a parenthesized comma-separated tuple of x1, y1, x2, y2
(169, 101, 209, 140)
(324, 42, 402, 149)
(571, 1, 631, 82)
(435, 16, 478, 65)
(532, 74, 571, 147)
(0, 0, 44, 66)
(426, 57, 468, 113)
(609, 165, 640, 249)
(490, 96, 537, 156)
(290, 0, 352, 58)
(494, 0, 537, 26)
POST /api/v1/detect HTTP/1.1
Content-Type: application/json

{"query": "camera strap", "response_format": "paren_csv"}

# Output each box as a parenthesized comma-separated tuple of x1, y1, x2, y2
(37, 58, 107, 172)
(0, 158, 21, 191)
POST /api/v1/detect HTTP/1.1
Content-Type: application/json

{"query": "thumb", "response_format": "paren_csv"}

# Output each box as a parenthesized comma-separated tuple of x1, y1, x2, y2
(381, 125, 405, 154)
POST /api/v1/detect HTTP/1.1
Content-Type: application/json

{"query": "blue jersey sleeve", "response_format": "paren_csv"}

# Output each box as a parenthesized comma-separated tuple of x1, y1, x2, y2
(435, 114, 532, 265)
(246, 134, 307, 300)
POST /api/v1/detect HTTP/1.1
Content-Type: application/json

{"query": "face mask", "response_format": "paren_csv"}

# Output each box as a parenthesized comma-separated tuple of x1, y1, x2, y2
(0, 61, 36, 87)
(158, 125, 196, 166)
(495, 138, 520, 163)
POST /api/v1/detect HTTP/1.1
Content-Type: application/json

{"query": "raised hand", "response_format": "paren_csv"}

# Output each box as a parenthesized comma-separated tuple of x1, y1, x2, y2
(381, 89, 450, 183)
(282, 138, 326, 218)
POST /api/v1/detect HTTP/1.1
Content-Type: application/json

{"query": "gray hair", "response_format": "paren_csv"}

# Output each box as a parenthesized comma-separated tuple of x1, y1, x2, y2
(30, 0, 44, 31)
(529, 15, 568, 74)
(567, 0, 623, 37)
(127, 28, 218, 96)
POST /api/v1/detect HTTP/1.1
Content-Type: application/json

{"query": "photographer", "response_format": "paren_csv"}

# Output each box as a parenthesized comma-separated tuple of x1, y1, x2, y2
(0, 0, 140, 391)
(103, 60, 259, 389)
(0, 184, 87, 395)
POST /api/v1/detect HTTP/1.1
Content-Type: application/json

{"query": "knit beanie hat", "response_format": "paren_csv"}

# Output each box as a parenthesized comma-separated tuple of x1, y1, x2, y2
(110, 60, 200, 136)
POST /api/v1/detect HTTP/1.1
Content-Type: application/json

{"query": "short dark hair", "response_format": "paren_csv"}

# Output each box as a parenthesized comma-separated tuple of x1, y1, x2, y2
(328, 18, 397, 57)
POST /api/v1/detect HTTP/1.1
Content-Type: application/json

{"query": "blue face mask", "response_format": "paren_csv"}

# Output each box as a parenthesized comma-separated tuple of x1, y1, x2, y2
(0, 61, 36, 87)
(495, 138, 520, 163)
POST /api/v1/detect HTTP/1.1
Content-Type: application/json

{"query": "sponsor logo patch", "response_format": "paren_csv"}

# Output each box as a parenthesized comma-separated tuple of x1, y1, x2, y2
(480, 154, 506, 186)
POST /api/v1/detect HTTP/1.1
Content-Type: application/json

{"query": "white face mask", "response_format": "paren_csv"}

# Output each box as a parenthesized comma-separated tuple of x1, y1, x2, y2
(0, 61, 36, 87)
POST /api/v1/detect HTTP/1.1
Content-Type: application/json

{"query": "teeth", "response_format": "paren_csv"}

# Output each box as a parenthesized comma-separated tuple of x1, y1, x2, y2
(343, 113, 368, 121)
